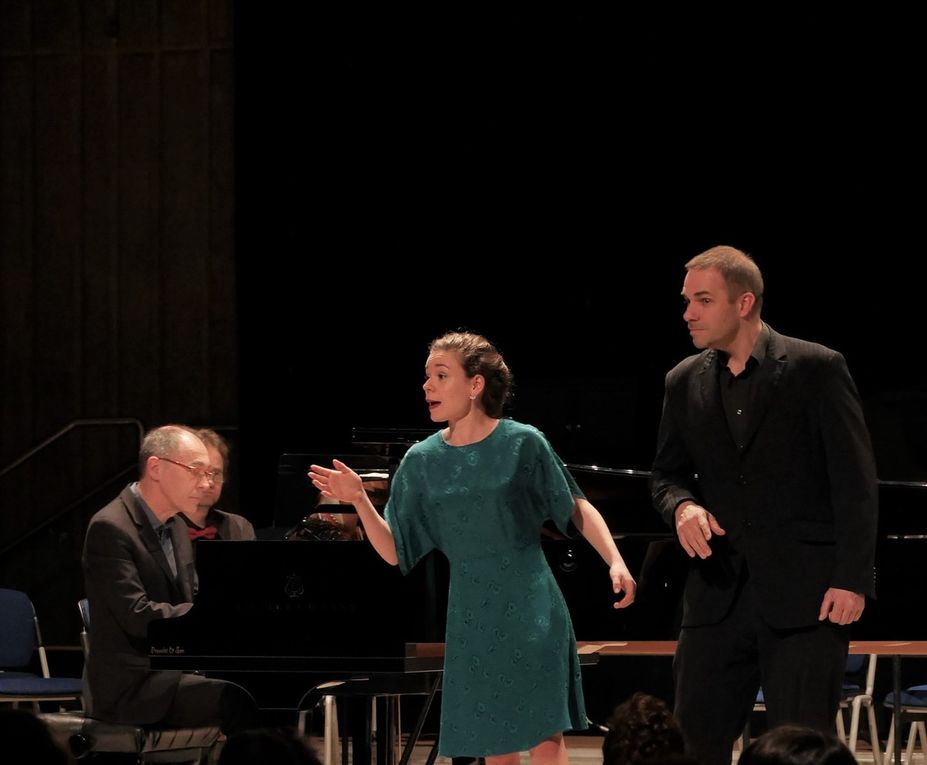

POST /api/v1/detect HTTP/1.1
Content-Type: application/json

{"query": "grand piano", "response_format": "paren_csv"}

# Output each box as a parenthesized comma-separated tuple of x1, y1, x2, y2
(149, 430, 927, 752)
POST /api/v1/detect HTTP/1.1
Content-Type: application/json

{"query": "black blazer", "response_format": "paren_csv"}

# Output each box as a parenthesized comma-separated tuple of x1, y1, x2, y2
(651, 327, 878, 629)
(82, 485, 196, 724)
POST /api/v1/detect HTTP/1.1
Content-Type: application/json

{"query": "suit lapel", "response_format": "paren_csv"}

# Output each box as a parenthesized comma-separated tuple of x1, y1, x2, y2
(123, 488, 185, 594)
(739, 329, 788, 453)
(697, 351, 739, 451)
(170, 519, 196, 601)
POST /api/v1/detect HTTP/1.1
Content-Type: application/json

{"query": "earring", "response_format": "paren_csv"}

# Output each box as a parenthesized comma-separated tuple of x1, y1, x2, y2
(469, 394, 476, 400)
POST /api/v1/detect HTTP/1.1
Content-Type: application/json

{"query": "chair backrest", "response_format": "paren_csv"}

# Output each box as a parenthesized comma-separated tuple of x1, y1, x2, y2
(846, 654, 866, 674)
(0, 587, 39, 669)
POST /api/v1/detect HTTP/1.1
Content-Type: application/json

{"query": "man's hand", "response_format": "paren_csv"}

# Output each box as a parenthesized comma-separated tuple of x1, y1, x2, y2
(675, 501, 726, 559)
(818, 588, 865, 625)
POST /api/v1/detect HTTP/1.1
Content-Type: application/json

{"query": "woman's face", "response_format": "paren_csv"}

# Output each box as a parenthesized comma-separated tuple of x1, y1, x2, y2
(422, 350, 478, 423)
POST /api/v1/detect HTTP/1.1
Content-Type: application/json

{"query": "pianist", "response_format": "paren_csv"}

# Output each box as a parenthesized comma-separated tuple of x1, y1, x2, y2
(82, 425, 256, 732)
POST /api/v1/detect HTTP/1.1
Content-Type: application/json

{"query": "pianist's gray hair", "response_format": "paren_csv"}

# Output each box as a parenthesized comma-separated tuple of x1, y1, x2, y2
(138, 424, 199, 477)
(686, 245, 764, 315)
(429, 331, 513, 418)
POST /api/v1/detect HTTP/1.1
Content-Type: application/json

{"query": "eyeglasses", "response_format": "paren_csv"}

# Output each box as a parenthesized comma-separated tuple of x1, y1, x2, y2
(158, 456, 225, 483)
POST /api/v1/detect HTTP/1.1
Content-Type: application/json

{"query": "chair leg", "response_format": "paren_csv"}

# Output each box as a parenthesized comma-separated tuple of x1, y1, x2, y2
(905, 720, 918, 764)
(836, 706, 847, 742)
(866, 703, 881, 763)
(848, 698, 862, 752)
(883, 715, 894, 765)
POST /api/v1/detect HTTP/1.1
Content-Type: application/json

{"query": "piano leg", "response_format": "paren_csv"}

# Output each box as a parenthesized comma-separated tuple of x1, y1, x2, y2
(398, 674, 441, 765)
(354, 698, 373, 765)
(375, 696, 393, 765)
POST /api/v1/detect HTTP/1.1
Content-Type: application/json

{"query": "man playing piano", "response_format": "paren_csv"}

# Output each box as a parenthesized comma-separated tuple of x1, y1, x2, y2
(82, 425, 255, 732)
(310, 331, 637, 765)
(651, 246, 878, 765)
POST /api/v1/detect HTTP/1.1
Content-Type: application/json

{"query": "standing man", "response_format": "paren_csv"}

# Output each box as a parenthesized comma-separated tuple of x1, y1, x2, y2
(650, 246, 877, 765)
(82, 424, 255, 732)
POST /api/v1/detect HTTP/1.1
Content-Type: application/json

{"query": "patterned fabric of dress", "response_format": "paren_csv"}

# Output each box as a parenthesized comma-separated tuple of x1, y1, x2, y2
(385, 418, 587, 757)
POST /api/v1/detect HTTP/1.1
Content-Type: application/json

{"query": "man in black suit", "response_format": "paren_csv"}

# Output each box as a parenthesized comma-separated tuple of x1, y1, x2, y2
(82, 424, 255, 731)
(651, 246, 878, 765)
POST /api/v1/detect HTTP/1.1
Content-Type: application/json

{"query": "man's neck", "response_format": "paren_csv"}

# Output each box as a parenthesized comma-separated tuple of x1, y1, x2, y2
(136, 480, 176, 525)
(721, 318, 764, 376)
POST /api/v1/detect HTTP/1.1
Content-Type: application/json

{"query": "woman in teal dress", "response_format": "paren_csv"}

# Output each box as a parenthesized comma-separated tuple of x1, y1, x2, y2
(309, 332, 636, 765)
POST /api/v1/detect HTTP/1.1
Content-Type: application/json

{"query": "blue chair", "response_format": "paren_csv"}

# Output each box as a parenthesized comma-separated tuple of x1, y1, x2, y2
(836, 653, 880, 760)
(882, 685, 927, 764)
(751, 653, 880, 759)
(0, 587, 84, 711)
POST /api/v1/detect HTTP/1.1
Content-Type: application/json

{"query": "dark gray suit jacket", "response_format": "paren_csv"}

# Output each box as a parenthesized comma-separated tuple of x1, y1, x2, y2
(82, 485, 196, 724)
(651, 327, 878, 629)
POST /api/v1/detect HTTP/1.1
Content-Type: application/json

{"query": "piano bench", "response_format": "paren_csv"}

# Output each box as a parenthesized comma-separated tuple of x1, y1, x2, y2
(40, 711, 224, 763)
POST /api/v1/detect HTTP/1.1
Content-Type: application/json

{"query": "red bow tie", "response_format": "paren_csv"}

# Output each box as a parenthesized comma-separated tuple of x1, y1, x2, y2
(188, 525, 218, 541)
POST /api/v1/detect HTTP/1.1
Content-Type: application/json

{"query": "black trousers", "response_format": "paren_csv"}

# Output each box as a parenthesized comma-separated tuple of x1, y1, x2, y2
(673, 578, 849, 765)
(162, 674, 258, 734)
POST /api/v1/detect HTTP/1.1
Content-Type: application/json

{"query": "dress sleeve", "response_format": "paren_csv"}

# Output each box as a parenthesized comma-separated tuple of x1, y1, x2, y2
(384, 453, 435, 575)
(529, 431, 583, 536)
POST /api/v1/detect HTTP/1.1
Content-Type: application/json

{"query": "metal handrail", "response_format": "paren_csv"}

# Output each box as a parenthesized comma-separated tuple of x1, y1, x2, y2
(0, 418, 145, 479)
(0, 462, 138, 558)
(0, 418, 145, 558)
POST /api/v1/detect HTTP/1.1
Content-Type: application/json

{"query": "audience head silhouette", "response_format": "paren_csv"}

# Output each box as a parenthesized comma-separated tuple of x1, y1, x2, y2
(0, 709, 70, 764)
(602, 692, 688, 765)
(739, 724, 856, 765)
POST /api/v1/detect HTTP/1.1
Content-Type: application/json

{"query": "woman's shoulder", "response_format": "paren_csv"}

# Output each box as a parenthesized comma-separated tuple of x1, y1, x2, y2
(402, 430, 445, 458)
(499, 418, 537, 435)
(497, 419, 549, 448)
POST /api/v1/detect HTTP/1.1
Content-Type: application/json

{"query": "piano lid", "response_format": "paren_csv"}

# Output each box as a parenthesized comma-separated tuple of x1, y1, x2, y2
(275, 453, 394, 528)
(566, 464, 668, 535)
(352, 427, 434, 450)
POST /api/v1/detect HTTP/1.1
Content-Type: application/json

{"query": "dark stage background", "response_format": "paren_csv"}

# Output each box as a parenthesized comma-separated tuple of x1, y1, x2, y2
(1, 5, 926, 711)
(235, 7, 926, 526)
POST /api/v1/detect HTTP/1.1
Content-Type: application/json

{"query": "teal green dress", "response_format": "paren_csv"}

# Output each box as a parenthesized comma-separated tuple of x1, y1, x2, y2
(385, 419, 587, 757)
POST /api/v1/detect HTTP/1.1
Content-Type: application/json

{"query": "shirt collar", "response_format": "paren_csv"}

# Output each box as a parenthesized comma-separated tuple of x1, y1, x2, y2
(717, 323, 770, 371)
(130, 482, 172, 535)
